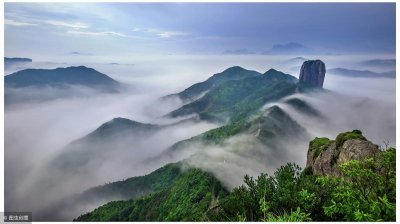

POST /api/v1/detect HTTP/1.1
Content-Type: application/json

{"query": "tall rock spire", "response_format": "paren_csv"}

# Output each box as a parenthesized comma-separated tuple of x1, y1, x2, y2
(299, 60, 326, 88)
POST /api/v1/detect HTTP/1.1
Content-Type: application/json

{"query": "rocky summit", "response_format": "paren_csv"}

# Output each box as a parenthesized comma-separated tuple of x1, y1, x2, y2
(306, 130, 380, 176)
(299, 60, 326, 88)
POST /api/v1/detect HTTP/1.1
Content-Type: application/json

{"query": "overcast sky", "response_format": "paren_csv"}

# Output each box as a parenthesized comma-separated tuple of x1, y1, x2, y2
(5, 3, 396, 59)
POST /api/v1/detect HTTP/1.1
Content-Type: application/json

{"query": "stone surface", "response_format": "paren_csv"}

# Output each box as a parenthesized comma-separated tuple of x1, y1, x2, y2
(299, 60, 326, 88)
(306, 134, 380, 176)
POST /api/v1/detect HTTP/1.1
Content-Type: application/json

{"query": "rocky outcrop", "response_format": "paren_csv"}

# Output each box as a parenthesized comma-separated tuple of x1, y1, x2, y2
(299, 60, 326, 88)
(306, 130, 380, 176)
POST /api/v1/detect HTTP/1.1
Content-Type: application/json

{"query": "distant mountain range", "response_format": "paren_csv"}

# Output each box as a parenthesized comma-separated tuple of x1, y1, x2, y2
(288, 57, 308, 63)
(361, 59, 395, 68)
(5, 66, 120, 92)
(262, 42, 315, 55)
(5, 57, 32, 63)
(328, 67, 395, 78)
(4, 57, 33, 70)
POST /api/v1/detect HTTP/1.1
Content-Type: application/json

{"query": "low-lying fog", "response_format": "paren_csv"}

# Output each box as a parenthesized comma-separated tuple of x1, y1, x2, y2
(4, 54, 396, 220)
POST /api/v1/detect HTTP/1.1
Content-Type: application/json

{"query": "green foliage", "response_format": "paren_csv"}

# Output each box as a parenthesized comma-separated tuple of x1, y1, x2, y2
(75, 140, 396, 222)
(75, 168, 228, 221)
(319, 148, 396, 221)
(75, 200, 132, 221)
(79, 163, 183, 203)
(210, 148, 396, 222)
(157, 169, 227, 221)
(264, 207, 312, 222)
(201, 119, 251, 143)
(177, 66, 261, 102)
(309, 137, 332, 159)
(210, 163, 305, 221)
(335, 129, 366, 148)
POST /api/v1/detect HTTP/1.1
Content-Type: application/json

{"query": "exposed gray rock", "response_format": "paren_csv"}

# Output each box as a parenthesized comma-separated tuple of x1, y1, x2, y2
(299, 60, 326, 88)
(306, 131, 380, 176)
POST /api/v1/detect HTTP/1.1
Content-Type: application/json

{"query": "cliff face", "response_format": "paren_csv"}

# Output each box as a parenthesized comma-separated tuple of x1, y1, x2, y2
(306, 130, 380, 176)
(299, 60, 326, 88)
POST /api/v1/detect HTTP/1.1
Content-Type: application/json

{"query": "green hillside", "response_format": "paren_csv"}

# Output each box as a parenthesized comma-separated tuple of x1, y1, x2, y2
(75, 167, 228, 221)
(164, 66, 261, 103)
(167, 69, 298, 122)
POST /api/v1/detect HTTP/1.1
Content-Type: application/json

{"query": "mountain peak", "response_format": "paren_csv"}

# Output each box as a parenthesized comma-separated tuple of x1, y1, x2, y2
(55, 66, 94, 72)
(265, 68, 279, 74)
(221, 66, 246, 73)
(89, 117, 158, 139)
(104, 117, 151, 128)
(263, 42, 314, 55)
(299, 60, 326, 88)
(5, 66, 119, 91)
(263, 68, 297, 83)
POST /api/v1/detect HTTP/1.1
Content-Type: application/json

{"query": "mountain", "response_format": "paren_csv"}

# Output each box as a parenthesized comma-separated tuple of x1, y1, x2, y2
(284, 97, 322, 118)
(203, 105, 308, 145)
(75, 165, 227, 221)
(75, 130, 395, 221)
(5, 66, 120, 92)
(52, 117, 161, 171)
(5, 57, 33, 70)
(82, 117, 159, 140)
(299, 60, 326, 88)
(50, 116, 212, 174)
(4, 57, 32, 63)
(153, 104, 310, 165)
(36, 163, 184, 221)
(166, 68, 298, 122)
(262, 42, 314, 55)
(288, 57, 308, 63)
(163, 66, 261, 103)
(45, 62, 323, 221)
(328, 68, 395, 78)
(361, 59, 395, 68)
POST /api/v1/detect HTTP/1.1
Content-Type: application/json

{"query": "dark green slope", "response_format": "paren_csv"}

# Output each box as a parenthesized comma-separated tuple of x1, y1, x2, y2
(5, 66, 119, 92)
(78, 163, 183, 202)
(167, 69, 298, 122)
(164, 66, 261, 103)
(37, 163, 184, 221)
(75, 166, 228, 221)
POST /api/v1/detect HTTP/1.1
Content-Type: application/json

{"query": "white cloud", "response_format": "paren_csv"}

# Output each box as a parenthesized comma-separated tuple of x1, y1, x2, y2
(46, 20, 89, 29)
(67, 30, 127, 37)
(5, 19, 37, 27)
(158, 31, 187, 38)
(132, 27, 188, 39)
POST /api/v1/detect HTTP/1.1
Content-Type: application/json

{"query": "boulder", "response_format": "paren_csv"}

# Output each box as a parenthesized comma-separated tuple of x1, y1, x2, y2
(306, 130, 380, 176)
